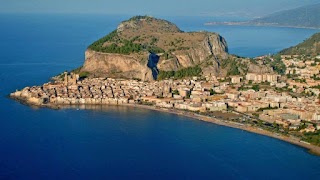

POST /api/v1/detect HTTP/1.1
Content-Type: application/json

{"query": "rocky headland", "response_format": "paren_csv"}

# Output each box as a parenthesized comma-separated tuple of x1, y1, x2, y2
(10, 15, 276, 107)
(80, 16, 229, 81)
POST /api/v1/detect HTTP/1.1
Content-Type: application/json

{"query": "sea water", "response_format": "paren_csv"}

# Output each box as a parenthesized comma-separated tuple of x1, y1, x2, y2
(0, 14, 319, 179)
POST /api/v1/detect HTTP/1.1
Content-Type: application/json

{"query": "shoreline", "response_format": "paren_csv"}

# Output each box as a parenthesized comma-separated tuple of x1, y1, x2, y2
(10, 96, 320, 156)
(122, 104, 320, 156)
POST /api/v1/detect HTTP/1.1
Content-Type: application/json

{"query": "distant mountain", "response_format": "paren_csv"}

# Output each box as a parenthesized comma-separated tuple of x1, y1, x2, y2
(279, 32, 320, 55)
(205, 3, 320, 29)
(251, 3, 320, 29)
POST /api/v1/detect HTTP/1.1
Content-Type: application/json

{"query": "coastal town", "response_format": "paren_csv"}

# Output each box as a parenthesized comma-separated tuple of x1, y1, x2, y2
(10, 54, 320, 148)
(4, 0, 320, 178)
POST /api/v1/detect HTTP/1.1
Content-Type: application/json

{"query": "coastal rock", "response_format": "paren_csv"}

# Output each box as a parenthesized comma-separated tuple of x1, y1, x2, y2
(158, 33, 228, 70)
(81, 16, 229, 80)
(82, 50, 154, 81)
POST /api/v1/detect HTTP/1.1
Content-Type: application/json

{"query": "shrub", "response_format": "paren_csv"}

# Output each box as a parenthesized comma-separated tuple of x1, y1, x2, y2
(157, 66, 202, 80)
(79, 71, 90, 79)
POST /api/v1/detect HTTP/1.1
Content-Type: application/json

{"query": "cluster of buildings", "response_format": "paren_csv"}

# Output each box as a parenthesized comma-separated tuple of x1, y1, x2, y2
(283, 55, 320, 90)
(245, 73, 279, 83)
(10, 55, 320, 132)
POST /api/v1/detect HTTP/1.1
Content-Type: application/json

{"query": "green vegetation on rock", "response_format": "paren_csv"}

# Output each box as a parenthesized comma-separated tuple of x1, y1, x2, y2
(88, 30, 143, 55)
(221, 57, 248, 76)
(271, 55, 286, 74)
(279, 32, 320, 56)
(157, 66, 202, 80)
(87, 16, 183, 55)
(79, 71, 90, 79)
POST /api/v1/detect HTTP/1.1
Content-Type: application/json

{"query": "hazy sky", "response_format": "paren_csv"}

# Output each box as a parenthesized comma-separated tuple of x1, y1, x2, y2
(1, 0, 319, 17)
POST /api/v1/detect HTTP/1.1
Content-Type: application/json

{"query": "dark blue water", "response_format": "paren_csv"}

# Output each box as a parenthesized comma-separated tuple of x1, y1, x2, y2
(0, 14, 320, 179)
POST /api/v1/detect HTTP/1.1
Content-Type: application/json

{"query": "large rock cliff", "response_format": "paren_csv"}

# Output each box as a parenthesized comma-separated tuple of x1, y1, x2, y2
(83, 50, 154, 81)
(81, 16, 229, 80)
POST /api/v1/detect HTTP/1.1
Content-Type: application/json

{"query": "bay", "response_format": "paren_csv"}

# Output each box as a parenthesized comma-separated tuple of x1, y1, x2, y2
(0, 14, 319, 179)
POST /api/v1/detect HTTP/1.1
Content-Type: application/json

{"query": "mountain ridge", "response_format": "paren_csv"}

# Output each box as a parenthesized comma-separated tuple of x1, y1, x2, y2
(251, 3, 320, 29)
(205, 3, 320, 29)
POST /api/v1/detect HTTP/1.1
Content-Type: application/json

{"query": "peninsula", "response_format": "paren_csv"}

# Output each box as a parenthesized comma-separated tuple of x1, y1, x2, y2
(10, 16, 320, 155)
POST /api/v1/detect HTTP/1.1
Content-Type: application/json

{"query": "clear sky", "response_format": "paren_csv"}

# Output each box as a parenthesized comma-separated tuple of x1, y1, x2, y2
(1, 0, 319, 17)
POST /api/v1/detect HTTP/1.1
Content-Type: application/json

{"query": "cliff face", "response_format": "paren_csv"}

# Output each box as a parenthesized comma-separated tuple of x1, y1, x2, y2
(82, 50, 154, 81)
(158, 34, 228, 70)
(81, 16, 229, 80)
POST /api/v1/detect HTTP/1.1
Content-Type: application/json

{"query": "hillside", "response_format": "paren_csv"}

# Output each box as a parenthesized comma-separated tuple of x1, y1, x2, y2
(205, 3, 320, 29)
(88, 16, 184, 54)
(82, 16, 230, 81)
(88, 16, 228, 57)
(251, 3, 320, 29)
(80, 16, 274, 81)
(279, 32, 320, 55)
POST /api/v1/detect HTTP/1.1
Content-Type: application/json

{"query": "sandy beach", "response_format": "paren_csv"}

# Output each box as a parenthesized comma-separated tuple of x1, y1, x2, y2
(121, 104, 320, 156)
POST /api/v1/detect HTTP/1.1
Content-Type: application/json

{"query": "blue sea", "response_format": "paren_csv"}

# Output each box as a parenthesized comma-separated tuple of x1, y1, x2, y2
(0, 14, 320, 179)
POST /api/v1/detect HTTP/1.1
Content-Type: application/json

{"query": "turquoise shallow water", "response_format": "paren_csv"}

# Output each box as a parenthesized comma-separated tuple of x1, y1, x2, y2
(0, 14, 320, 179)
